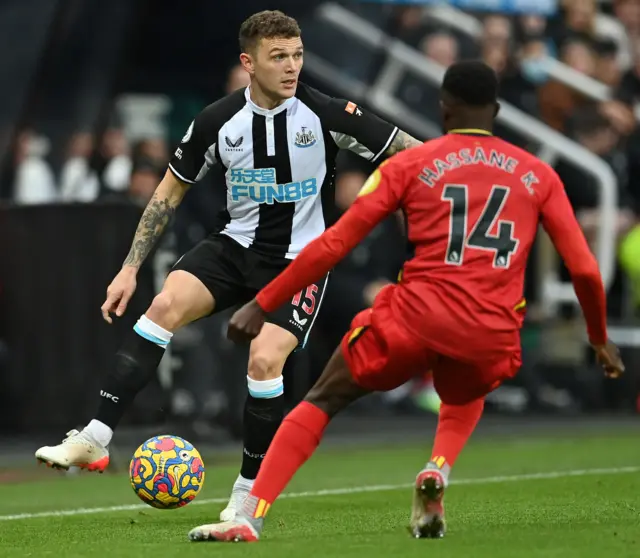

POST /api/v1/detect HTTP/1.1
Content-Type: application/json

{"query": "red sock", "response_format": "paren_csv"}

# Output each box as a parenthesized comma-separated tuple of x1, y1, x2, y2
(244, 401, 330, 519)
(430, 397, 484, 471)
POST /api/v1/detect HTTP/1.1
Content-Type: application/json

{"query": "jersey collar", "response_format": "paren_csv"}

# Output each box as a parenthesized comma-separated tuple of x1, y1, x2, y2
(245, 86, 296, 116)
(448, 128, 493, 136)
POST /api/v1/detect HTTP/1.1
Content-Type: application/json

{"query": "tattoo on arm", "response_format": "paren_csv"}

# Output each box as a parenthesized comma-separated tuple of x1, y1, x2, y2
(384, 130, 422, 157)
(123, 188, 183, 268)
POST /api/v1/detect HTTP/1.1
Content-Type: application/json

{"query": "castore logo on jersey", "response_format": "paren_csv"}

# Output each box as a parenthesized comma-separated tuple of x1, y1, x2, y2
(225, 136, 244, 151)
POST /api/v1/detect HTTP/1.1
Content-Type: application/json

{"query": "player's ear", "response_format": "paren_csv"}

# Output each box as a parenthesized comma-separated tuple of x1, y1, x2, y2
(494, 102, 501, 118)
(439, 99, 448, 119)
(239, 52, 254, 75)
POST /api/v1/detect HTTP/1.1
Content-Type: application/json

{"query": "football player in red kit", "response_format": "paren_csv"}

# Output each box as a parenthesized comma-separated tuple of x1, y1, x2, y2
(188, 60, 624, 543)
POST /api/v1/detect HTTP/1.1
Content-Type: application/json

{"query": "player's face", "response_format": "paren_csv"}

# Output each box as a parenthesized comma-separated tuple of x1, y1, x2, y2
(250, 37, 303, 100)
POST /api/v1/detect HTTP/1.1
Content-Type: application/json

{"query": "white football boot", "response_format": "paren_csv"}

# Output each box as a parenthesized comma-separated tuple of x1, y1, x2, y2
(189, 517, 260, 543)
(219, 477, 253, 521)
(35, 429, 109, 472)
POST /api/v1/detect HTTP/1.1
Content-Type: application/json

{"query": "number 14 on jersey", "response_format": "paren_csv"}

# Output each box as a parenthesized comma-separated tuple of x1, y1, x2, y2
(442, 184, 519, 269)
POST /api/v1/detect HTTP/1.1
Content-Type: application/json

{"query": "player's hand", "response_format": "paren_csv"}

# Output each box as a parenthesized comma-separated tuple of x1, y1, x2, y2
(592, 339, 625, 379)
(227, 299, 267, 344)
(101, 266, 138, 324)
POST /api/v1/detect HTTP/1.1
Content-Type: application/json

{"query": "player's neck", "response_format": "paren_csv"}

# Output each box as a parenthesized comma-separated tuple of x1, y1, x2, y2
(446, 121, 493, 136)
(447, 127, 493, 136)
(248, 83, 285, 111)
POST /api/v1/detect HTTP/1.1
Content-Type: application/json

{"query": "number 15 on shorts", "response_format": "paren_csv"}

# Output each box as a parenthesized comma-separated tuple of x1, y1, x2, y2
(292, 285, 318, 319)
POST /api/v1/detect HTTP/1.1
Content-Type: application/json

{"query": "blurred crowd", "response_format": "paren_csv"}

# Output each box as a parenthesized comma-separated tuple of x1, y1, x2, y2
(387, 0, 640, 317)
(3, 0, 640, 430)
(10, 127, 167, 209)
(392, 1, 640, 237)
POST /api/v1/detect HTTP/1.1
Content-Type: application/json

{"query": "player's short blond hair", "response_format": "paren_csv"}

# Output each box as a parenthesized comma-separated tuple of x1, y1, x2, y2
(239, 10, 301, 54)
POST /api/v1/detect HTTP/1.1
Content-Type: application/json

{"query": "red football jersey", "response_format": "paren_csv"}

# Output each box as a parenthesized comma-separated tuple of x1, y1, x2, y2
(257, 131, 607, 360)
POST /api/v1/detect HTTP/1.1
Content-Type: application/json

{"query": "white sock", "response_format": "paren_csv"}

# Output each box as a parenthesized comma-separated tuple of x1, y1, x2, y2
(247, 376, 284, 399)
(84, 419, 113, 447)
(133, 315, 173, 348)
(234, 474, 254, 491)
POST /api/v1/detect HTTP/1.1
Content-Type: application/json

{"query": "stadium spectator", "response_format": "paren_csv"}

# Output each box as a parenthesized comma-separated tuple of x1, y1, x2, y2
(132, 137, 169, 169)
(126, 158, 162, 207)
(481, 35, 510, 76)
(482, 14, 513, 48)
(538, 38, 596, 132)
(518, 35, 550, 89)
(390, 6, 430, 49)
(421, 31, 459, 69)
(556, 106, 634, 245)
(596, 38, 624, 88)
(226, 63, 251, 94)
(615, 38, 640, 209)
(60, 126, 132, 203)
(517, 14, 548, 39)
(606, 0, 640, 70)
(398, 31, 459, 120)
(59, 132, 97, 202)
(12, 129, 57, 205)
(566, 0, 597, 34)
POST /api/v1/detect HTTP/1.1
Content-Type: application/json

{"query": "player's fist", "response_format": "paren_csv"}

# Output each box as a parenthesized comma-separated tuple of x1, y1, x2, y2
(227, 299, 266, 344)
(101, 266, 138, 324)
(592, 339, 625, 379)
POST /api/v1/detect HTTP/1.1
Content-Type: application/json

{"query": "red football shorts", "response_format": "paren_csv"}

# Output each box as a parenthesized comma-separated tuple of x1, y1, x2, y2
(340, 286, 522, 405)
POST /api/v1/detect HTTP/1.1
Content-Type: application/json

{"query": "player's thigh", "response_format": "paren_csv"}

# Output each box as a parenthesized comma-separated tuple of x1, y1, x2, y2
(247, 322, 299, 381)
(340, 310, 432, 392)
(145, 270, 215, 330)
(305, 344, 370, 418)
(148, 235, 247, 329)
(433, 352, 522, 405)
(265, 273, 330, 351)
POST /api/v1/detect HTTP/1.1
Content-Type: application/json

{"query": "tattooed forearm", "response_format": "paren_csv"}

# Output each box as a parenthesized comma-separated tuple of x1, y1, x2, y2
(123, 179, 186, 269)
(384, 130, 422, 157)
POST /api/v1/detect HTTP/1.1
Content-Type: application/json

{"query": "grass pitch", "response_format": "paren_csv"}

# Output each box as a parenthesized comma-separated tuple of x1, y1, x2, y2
(0, 432, 638, 557)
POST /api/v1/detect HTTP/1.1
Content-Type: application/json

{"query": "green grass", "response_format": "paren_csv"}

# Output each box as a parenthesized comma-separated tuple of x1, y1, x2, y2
(0, 434, 639, 557)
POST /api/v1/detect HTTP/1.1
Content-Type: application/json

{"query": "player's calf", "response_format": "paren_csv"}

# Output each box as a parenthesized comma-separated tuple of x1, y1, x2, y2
(92, 316, 173, 440)
(36, 272, 214, 471)
(221, 324, 295, 521)
(218, 346, 367, 528)
(304, 348, 369, 418)
(34, 316, 171, 470)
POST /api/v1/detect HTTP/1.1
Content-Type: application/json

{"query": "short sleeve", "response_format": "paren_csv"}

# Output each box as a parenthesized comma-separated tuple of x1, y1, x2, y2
(325, 99, 398, 162)
(296, 83, 397, 163)
(169, 110, 218, 184)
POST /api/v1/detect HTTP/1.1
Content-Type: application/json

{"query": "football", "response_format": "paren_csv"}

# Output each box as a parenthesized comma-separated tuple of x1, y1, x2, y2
(129, 435, 205, 509)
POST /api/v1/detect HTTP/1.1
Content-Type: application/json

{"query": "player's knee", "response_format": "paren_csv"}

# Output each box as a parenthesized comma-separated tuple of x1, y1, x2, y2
(304, 388, 341, 418)
(247, 347, 286, 381)
(305, 380, 347, 417)
(146, 292, 184, 331)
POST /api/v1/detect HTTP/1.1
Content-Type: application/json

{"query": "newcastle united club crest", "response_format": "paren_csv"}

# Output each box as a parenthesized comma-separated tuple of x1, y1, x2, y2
(294, 127, 317, 148)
